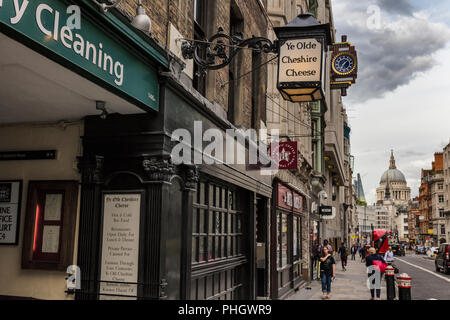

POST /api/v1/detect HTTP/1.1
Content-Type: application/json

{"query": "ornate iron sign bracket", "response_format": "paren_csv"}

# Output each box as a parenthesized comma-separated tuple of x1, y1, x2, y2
(181, 28, 278, 75)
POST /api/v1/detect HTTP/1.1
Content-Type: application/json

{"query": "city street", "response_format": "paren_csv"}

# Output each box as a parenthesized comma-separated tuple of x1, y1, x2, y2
(395, 252, 450, 300)
(289, 251, 450, 300)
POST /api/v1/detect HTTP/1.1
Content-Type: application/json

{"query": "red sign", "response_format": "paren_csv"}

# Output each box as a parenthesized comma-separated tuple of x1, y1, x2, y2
(277, 184, 302, 213)
(271, 142, 298, 170)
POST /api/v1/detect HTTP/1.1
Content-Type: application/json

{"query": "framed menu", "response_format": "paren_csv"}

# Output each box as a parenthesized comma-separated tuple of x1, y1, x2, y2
(99, 192, 143, 300)
(22, 181, 78, 271)
(0, 181, 22, 245)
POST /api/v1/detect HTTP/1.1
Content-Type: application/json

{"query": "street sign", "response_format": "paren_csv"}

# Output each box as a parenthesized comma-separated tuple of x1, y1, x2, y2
(319, 206, 332, 216)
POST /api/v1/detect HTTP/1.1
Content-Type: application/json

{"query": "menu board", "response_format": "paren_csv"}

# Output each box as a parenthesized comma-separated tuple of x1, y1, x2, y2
(99, 193, 141, 300)
(0, 181, 22, 245)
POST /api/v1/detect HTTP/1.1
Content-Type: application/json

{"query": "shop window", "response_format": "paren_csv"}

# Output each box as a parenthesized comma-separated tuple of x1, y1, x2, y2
(293, 215, 302, 262)
(22, 181, 78, 271)
(277, 212, 289, 268)
(192, 181, 243, 264)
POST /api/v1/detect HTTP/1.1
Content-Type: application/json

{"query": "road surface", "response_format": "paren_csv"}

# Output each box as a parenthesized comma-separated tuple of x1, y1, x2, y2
(394, 252, 450, 300)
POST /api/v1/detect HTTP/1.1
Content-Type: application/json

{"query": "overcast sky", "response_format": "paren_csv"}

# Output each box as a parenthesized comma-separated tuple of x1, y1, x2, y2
(333, 0, 450, 204)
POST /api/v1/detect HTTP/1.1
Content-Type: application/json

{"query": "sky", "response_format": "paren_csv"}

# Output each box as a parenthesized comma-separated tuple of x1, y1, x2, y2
(332, 0, 450, 205)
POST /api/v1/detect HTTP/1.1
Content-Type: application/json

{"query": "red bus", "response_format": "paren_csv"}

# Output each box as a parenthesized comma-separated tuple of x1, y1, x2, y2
(372, 229, 390, 255)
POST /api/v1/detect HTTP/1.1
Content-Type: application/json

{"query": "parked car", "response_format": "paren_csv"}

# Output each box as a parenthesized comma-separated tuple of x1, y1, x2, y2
(427, 247, 439, 257)
(392, 244, 406, 256)
(415, 245, 426, 254)
(435, 243, 450, 274)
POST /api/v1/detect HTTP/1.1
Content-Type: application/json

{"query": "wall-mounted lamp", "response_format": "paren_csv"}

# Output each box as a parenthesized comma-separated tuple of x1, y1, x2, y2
(96, 101, 109, 120)
(131, 0, 152, 34)
(91, 0, 123, 13)
(91, 0, 152, 34)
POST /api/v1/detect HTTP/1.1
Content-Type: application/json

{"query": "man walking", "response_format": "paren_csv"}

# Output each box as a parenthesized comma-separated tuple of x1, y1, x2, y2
(338, 242, 348, 271)
(351, 244, 357, 260)
(384, 246, 395, 266)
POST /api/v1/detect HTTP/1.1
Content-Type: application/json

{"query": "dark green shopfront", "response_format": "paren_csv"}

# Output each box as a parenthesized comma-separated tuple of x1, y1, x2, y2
(0, 0, 272, 300)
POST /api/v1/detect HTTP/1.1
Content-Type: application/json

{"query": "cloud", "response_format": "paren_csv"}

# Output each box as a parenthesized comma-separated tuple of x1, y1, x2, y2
(333, 0, 450, 103)
(375, 0, 415, 16)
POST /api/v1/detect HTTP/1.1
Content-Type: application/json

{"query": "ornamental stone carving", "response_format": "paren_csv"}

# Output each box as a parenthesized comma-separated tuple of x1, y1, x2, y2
(143, 157, 175, 182)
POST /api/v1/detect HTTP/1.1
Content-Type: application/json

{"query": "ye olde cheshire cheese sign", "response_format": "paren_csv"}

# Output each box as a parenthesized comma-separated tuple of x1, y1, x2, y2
(279, 39, 322, 83)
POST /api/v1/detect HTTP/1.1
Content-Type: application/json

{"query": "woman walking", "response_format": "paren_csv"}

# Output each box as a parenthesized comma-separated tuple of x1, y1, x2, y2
(319, 246, 336, 300)
(366, 247, 387, 300)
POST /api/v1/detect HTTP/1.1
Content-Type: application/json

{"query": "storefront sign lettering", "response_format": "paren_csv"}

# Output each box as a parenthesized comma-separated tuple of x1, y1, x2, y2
(0, 181, 21, 245)
(0, 0, 160, 111)
(279, 38, 322, 83)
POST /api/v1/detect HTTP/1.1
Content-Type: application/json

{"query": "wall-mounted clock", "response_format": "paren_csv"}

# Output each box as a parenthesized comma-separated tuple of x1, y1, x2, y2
(332, 52, 357, 76)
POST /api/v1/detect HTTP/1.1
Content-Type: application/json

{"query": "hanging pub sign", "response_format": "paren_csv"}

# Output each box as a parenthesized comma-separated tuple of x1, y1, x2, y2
(274, 13, 332, 102)
(330, 35, 358, 96)
(0, 181, 22, 245)
(271, 141, 298, 170)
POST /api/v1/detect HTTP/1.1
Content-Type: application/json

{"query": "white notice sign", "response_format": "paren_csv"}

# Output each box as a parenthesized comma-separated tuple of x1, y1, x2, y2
(44, 194, 63, 221)
(42, 225, 60, 253)
(0, 181, 21, 245)
(278, 38, 322, 83)
(100, 194, 141, 300)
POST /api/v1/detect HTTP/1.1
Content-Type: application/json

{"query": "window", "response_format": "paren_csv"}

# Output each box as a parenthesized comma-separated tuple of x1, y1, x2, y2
(438, 184, 443, 190)
(278, 213, 289, 268)
(192, 181, 243, 264)
(439, 195, 444, 203)
(440, 208, 444, 218)
(251, 50, 264, 129)
(228, 1, 244, 124)
(193, 0, 207, 96)
(441, 225, 446, 235)
(293, 215, 302, 262)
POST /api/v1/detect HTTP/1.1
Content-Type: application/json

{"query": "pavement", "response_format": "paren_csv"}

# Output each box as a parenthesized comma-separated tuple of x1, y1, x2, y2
(288, 256, 386, 300)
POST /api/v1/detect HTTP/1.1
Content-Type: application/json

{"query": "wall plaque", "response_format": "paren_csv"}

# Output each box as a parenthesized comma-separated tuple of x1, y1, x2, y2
(0, 181, 22, 245)
(99, 193, 141, 300)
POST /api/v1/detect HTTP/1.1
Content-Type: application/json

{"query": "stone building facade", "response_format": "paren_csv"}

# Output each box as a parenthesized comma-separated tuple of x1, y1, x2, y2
(443, 144, 450, 243)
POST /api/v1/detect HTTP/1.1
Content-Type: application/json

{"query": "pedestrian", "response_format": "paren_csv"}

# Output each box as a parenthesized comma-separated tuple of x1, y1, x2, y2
(338, 242, 348, 271)
(319, 239, 333, 255)
(319, 246, 336, 300)
(360, 245, 367, 263)
(366, 247, 387, 300)
(384, 246, 394, 266)
(351, 244, 357, 260)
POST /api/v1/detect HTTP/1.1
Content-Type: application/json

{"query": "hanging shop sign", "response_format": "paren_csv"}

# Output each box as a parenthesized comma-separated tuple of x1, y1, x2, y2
(0, 0, 160, 111)
(277, 184, 302, 214)
(330, 35, 358, 96)
(0, 181, 22, 245)
(100, 192, 142, 300)
(271, 141, 298, 170)
(0, 150, 56, 161)
(274, 13, 332, 102)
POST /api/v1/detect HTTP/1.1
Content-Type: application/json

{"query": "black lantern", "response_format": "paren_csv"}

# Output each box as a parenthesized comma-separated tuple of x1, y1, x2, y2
(274, 13, 332, 102)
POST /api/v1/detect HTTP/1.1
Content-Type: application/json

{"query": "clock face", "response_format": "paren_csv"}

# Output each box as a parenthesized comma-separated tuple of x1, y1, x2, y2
(333, 54, 355, 75)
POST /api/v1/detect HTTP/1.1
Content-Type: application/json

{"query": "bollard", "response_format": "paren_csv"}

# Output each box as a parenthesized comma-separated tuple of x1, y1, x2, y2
(385, 265, 396, 300)
(397, 273, 412, 300)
